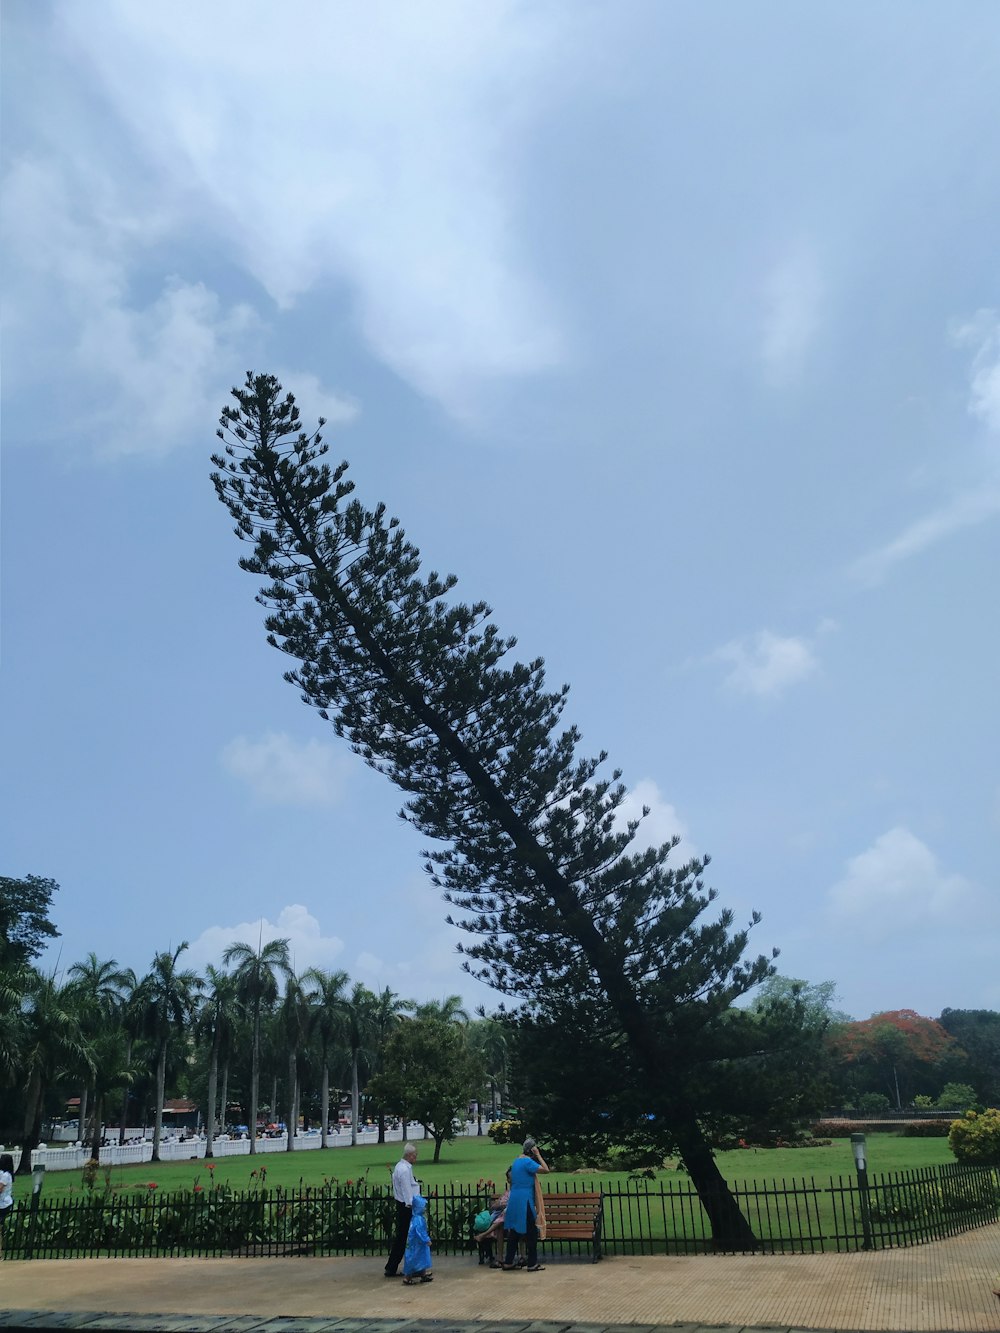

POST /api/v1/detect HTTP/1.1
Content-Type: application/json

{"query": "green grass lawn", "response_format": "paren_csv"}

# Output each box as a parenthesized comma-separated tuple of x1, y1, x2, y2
(35, 1132, 955, 1202)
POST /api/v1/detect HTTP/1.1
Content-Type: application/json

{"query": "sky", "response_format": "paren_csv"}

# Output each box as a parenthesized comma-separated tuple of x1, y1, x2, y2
(2, 0, 998, 1023)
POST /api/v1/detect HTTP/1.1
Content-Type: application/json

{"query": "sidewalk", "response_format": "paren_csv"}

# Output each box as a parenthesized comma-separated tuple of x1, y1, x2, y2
(2, 1223, 999, 1333)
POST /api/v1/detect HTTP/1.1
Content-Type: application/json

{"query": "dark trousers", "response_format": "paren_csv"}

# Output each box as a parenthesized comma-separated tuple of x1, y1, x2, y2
(385, 1200, 412, 1275)
(504, 1209, 538, 1267)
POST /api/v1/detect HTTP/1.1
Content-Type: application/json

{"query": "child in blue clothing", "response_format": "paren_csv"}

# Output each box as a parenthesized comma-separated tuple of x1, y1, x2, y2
(402, 1193, 433, 1284)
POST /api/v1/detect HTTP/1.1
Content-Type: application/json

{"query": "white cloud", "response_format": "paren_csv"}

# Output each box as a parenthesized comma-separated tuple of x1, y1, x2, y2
(759, 246, 824, 385)
(852, 311, 1000, 583)
(50, 0, 568, 421)
(852, 485, 1000, 584)
(2, 157, 260, 457)
(187, 904, 345, 975)
(615, 778, 696, 860)
(270, 370, 359, 432)
(713, 629, 819, 698)
(951, 309, 1000, 434)
(221, 732, 349, 806)
(826, 826, 991, 945)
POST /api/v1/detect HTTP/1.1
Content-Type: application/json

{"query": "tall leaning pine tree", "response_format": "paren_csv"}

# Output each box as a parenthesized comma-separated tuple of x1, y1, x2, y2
(212, 372, 777, 1247)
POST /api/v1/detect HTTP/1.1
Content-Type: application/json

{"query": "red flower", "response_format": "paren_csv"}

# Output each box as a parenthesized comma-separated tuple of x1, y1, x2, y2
(207, 1162, 216, 1172)
(194, 1184, 204, 1192)
(147, 1182, 158, 1190)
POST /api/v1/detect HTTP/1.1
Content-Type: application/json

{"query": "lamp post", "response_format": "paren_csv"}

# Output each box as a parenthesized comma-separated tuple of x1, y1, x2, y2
(25, 1163, 45, 1260)
(851, 1133, 873, 1251)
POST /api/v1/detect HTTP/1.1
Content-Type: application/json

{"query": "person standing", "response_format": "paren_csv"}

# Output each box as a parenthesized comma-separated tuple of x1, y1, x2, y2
(0, 1154, 14, 1259)
(502, 1137, 549, 1272)
(384, 1142, 418, 1277)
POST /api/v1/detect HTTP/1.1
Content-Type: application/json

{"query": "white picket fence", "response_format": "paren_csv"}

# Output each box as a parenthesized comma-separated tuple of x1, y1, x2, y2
(1, 1122, 481, 1174)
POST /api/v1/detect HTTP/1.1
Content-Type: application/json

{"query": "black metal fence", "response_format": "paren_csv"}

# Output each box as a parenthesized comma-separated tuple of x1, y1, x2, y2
(6, 1162, 998, 1261)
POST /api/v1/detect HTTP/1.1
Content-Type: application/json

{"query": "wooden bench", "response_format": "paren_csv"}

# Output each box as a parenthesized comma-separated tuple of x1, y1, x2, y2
(541, 1191, 604, 1262)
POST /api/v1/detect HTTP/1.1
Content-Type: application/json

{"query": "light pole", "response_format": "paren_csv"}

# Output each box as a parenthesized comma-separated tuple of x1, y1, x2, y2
(851, 1132, 873, 1251)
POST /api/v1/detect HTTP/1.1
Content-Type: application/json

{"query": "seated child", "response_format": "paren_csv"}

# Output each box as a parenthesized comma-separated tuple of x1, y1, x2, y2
(402, 1193, 433, 1284)
(475, 1171, 511, 1267)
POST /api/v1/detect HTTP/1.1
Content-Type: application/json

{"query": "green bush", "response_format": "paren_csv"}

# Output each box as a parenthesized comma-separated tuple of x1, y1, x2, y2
(948, 1107, 1000, 1165)
(935, 1083, 977, 1111)
(857, 1092, 891, 1114)
(900, 1120, 951, 1137)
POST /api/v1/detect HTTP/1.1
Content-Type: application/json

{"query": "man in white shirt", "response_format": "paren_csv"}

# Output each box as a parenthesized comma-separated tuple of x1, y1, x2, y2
(384, 1142, 418, 1277)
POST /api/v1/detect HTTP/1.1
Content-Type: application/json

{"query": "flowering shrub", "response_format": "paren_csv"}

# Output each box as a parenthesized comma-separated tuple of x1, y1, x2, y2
(487, 1118, 523, 1145)
(949, 1108, 1000, 1165)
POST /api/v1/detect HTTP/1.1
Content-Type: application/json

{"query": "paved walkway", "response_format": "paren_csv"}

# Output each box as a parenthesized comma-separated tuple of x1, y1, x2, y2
(2, 1224, 999, 1333)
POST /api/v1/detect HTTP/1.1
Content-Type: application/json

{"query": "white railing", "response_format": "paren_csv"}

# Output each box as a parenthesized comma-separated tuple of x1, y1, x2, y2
(3, 1120, 482, 1174)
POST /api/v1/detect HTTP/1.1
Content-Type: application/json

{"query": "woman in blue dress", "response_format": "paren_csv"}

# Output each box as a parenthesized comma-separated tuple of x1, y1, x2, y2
(501, 1137, 550, 1271)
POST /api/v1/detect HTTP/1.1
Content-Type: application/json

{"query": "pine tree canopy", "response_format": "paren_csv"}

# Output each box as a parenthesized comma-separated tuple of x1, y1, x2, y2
(212, 371, 781, 1246)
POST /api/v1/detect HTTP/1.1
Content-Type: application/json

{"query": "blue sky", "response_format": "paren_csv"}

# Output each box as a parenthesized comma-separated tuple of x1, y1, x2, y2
(2, 0, 998, 1021)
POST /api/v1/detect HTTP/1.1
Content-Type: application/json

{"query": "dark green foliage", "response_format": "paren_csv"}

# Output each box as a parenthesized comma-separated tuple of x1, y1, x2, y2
(0, 874, 60, 970)
(211, 372, 784, 1246)
(366, 1017, 483, 1161)
(900, 1120, 952, 1137)
(938, 1009, 1000, 1105)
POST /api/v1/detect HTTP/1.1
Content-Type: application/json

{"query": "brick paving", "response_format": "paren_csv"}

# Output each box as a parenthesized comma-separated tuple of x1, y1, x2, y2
(1, 1223, 999, 1333)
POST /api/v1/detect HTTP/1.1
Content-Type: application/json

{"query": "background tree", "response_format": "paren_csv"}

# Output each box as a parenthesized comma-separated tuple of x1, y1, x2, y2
(304, 967, 349, 1148)
(368, 1016, 484, 1161)
(211, 374, 782, 1246)
(830, 1009, 954, 1108)
(196, 964, 239, 1157)
(67, 954, 134, 1148)
(138, 943, 201, 1161)
(222, 936, 290, 1153)
(0, 874, 60, 972)
(366, 985, 413, 1143)
(341, 981, 375, 1146)
(280, 970, 313, 1150)
(17, 969, 88, 1173)
(938, 1009, 1000, 1105)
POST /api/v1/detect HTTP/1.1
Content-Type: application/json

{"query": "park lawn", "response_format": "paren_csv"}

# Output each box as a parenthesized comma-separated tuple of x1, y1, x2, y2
(35, 1132, 955, 1203)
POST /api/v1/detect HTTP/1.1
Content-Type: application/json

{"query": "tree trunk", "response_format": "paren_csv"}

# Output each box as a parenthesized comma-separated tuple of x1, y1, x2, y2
(78, 1087, 89, 1145)
(249, 1006, 260, 1156)
(219, 1059, 230, 1139)
(206, 1040, 219, 1159)
(351, 1053, 359, 1147)
(89, 1091, 104, 1161)
(151, 1042, 167, 1162)
(377, 1108, 386, 1144)
(319, 1063, 329, 1149)
(17, 1071, 44, 1175)
(286, 1051, 296, 1152)
(119, 1038, 133, 1146)
(675, 1120, 759, 1251)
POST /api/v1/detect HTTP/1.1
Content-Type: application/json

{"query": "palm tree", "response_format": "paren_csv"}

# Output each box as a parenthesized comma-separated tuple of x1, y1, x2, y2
(17, 968, 90, 1173)
(367, 987, 415, 1142)
(67, 953, 135, 1145)
(137, 943, 201, 1162)
(222, 936, 290, 1154)
(196, 965, 239, 1158)
(342, 982, 375, 1146)
(279, 971, 314, 1151)
(415, 995, 470, 1024)
(303, 967, 349, 1148)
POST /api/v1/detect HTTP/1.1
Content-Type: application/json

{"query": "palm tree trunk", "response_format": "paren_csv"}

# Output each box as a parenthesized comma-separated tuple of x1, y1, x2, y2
(152, 1041, 167, 1162)
(78, 1087, 89, 1144)
(90, 1091, 104, 1161)
(119, 1037, 134, 1146)
(206, 1040, 220, 1159)
(286, 1051, 296, 1152)
(351, 1052, 359, 1147)
(249, 1006, 260, 1155)
(221, 1061, 230, 1135)
(319, 1063, 329, 1149)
